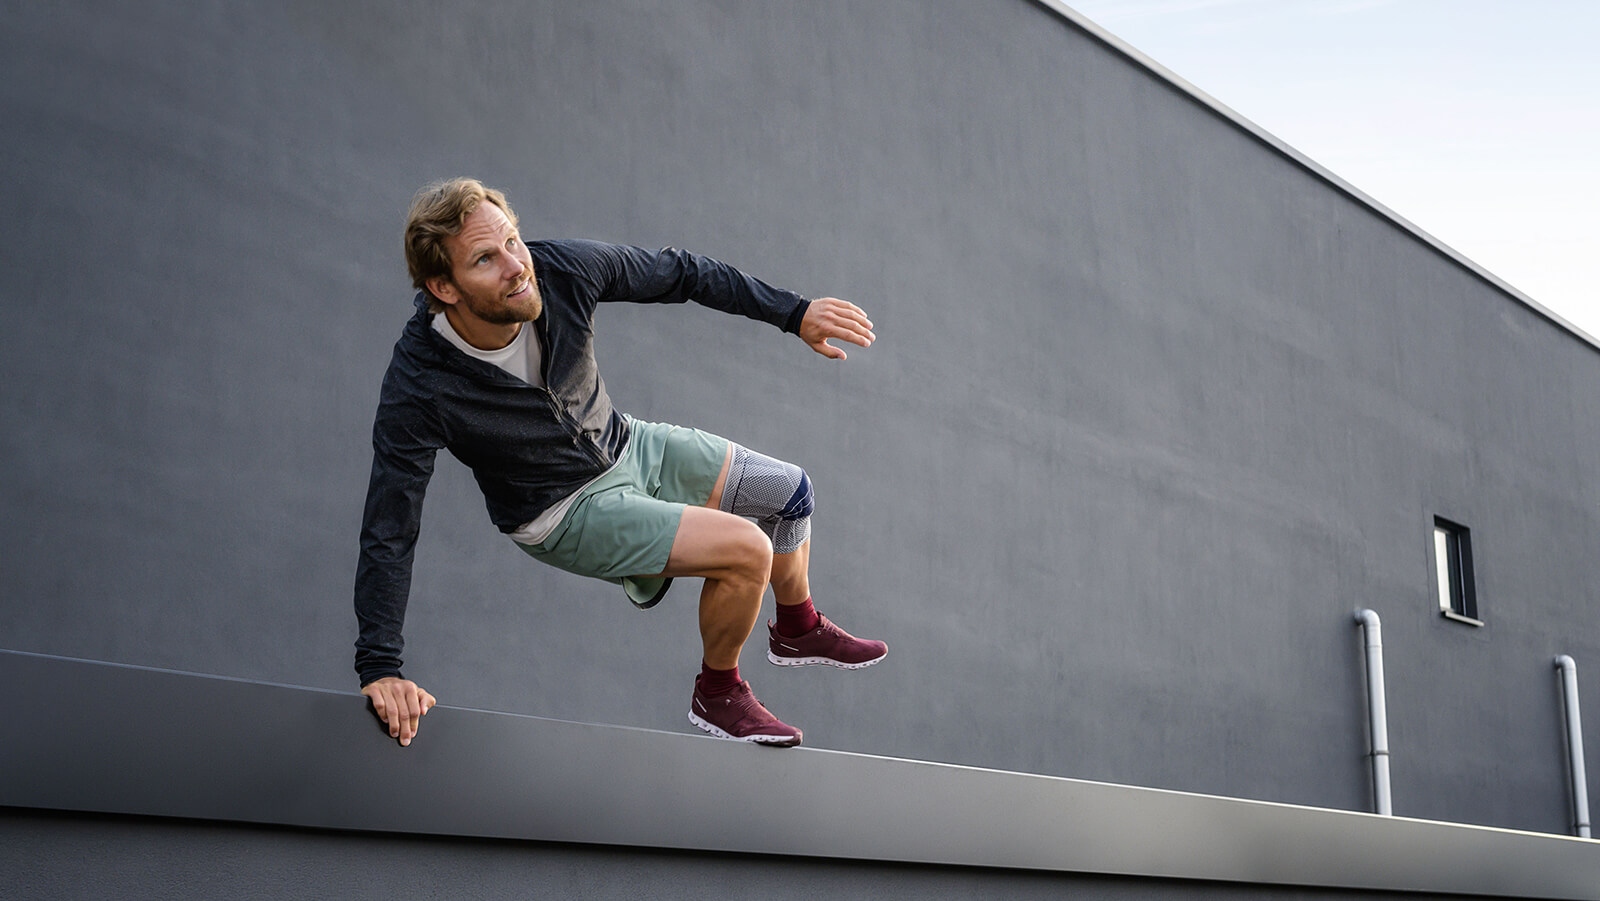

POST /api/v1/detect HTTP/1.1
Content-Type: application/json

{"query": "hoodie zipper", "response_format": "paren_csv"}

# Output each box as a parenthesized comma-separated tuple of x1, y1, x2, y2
(540, 387, 608, 468)
(531, 315, 608, 469)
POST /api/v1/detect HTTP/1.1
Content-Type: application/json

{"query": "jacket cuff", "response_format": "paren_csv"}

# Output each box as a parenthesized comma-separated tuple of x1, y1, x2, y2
(359, 669, 404, 688)
(782, 298, 811, 335)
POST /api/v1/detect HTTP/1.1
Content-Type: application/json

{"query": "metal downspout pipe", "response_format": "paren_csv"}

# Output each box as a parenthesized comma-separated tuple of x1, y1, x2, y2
(1555, 655, 1591, 838)
(1355, 610, 1392, 816)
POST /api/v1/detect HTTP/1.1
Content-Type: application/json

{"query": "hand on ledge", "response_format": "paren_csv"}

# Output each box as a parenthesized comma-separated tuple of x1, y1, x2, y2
(361, 676, 436, 747)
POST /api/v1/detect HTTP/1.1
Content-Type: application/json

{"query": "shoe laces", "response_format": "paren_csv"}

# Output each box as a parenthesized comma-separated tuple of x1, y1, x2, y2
(727, 684, 777, 721)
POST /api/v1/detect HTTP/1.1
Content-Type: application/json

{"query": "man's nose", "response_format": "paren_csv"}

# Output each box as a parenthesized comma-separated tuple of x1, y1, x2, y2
(501, 251, 524, 278)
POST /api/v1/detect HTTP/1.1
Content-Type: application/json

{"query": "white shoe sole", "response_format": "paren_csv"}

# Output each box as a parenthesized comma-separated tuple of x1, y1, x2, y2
(766, 648, 886, 669)
(688, 710, 801, 745)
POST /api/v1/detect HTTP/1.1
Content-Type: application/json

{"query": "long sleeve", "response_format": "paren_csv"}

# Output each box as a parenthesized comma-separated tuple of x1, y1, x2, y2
(353, 369, 444, 686)
(553, 240, 810, 333)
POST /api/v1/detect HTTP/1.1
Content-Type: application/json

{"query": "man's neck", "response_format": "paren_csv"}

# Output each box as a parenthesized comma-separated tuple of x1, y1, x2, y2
(442, 306, 523, 351)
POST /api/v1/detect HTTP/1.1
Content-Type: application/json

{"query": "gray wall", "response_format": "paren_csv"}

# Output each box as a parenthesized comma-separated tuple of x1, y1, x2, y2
(3, 0, 1597, 846)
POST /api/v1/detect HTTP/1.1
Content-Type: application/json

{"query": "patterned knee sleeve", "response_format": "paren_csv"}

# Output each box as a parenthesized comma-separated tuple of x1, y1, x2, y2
(718, 444, 813, 554)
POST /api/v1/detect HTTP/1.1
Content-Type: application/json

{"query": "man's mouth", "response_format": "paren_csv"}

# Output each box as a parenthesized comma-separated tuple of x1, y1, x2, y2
(508, 279, 531, 299)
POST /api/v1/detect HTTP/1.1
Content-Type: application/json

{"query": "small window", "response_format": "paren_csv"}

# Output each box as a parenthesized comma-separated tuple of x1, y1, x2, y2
(1433, 517, 1481, 625)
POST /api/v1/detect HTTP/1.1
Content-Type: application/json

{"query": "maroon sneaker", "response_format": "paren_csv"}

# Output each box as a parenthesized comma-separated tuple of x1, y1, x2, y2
(688, 678, 803, 746)
(767, 613, 887, 669)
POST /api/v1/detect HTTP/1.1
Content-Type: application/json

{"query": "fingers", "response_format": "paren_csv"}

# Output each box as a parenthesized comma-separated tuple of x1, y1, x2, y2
(361, 678, 435, 747)
(815, 297, 875, 345)
(403, 687, 436, 742)
(809, 338, 848, 360)
(801, 297, 876, 361)
(365, 683, 402, 741)
(396, 690, 420, 746)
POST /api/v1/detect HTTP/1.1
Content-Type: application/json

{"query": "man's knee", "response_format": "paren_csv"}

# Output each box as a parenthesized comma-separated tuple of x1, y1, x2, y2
(725, 518, 774, 583)
(720, 445, 814, 523)
(778, 470, 814, 521)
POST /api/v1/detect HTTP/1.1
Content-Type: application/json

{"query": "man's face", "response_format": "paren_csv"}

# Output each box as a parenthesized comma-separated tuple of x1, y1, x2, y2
(429, 202, 542, 326)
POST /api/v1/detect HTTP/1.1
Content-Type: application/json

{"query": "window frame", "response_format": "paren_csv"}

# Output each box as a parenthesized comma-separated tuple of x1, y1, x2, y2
(1432, 516, 1483, 627)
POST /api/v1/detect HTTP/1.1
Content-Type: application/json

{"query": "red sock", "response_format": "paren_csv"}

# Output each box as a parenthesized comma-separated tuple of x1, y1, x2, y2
(699, 661, 741, 695)
(775, 596, 821, 638)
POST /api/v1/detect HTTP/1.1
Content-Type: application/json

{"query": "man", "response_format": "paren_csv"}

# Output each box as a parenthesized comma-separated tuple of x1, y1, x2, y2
(355, 178, 886, 748)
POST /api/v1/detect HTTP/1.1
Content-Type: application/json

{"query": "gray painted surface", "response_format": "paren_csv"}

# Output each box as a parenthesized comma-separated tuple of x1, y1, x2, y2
(0, 811, 1502, 901)
(2, 0, 1598, 860)
(8, 650, 1600, 899)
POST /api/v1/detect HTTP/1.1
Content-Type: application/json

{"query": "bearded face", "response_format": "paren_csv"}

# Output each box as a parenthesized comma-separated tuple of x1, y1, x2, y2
(428, 202, 543, 345)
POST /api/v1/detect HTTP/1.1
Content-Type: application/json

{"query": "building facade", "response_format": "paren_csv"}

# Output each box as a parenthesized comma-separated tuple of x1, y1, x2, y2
(3, 0, 1596, 896)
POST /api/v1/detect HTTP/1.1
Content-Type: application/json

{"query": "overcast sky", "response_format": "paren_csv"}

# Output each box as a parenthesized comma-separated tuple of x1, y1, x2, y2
(1065, 0, 1599, 341)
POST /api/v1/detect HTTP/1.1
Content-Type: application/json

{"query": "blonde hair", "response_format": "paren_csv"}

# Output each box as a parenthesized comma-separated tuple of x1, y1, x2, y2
(403, 178, 519, 313)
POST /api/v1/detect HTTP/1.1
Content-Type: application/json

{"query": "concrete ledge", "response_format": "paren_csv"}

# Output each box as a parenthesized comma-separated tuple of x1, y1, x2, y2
(4, 649, 1598, 898)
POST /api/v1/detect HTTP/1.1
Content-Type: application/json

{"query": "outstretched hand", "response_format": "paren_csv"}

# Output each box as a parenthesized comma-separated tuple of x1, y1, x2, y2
(362, 676, 436, 747)
(798, 297, 875, 360)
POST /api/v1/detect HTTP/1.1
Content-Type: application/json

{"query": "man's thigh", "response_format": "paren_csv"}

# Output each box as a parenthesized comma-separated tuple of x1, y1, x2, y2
(659, 505, 769, 579)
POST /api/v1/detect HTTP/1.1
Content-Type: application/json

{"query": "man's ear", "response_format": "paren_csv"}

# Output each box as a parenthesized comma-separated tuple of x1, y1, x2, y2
(426, 275, 459, 307)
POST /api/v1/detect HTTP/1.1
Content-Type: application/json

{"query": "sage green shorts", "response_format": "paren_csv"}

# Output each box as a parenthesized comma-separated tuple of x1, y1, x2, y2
(516, 418, 729, 608)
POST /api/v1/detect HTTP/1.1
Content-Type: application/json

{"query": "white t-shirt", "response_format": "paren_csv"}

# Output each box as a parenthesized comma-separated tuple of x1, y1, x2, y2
(431, 313, 544, 387)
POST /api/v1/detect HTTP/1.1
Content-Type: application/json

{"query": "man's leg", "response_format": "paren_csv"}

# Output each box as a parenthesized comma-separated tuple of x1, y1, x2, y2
(707, 441, 812, 611)
(710, 442, 887, 669)
(660, 505, 771, 670)
(693, 444, 763, 667)
(642, 429, 884, 744)
(698, 443, 813, 620)
(660, 504, 803, 745)
(770, 541, 810, 607)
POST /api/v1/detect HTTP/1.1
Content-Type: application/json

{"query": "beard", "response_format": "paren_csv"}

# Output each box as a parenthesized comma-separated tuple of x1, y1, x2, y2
(458, 264, 542, 324)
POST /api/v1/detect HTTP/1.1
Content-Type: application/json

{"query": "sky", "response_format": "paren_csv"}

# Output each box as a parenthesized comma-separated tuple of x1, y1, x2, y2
(1065, 0, 1600, 341)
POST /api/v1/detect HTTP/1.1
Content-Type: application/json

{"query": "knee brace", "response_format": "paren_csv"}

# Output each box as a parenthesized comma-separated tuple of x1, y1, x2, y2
(718, 444, 813, 554)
